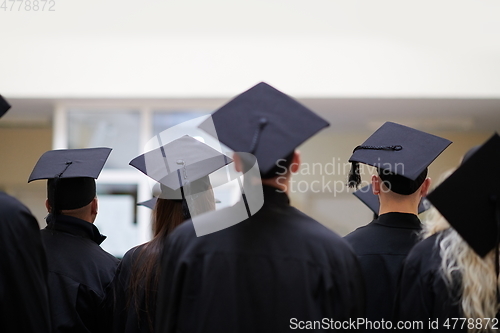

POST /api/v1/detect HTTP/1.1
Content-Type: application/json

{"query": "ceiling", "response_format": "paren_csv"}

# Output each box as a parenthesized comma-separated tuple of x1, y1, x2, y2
(1, 97, 499, 133)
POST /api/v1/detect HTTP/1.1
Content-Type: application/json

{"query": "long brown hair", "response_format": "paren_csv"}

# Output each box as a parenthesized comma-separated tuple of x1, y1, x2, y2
(128, 188, 215, 331)
(128, 199, 184, 331)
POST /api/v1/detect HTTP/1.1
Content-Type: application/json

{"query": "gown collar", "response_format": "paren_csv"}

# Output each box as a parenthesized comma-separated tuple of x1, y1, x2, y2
(45, 213, 107, 245)
(262, 185, 290, 207)
(374, 212, 421, 229)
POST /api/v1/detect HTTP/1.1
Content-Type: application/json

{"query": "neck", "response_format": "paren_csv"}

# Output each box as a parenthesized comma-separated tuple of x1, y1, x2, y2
(261, 174, 290, 194)
(378, 193, 420, 216)
(58, 211, 94, 223)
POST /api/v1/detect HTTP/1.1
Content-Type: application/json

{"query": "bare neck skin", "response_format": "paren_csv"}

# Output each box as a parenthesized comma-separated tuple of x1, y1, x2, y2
(45, 197, 98, 223)
(372, 175, 431, 216)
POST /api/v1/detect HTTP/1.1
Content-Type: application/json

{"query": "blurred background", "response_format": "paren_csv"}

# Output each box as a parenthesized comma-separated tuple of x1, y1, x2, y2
(0, 0, 499, 257)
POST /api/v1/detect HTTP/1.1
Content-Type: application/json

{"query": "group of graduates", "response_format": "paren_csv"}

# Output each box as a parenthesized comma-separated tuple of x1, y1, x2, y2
(0, 82, 499, 333)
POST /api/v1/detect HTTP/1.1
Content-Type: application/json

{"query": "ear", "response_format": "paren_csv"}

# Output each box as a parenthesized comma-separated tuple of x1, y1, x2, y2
(45, 199, 52, 213)
(372, 175, 380, 195)
(233, 153, 242, 173)
(91, 198, 98, 216)
(290, 150, 300, 174)
(420, 177, 432, 197)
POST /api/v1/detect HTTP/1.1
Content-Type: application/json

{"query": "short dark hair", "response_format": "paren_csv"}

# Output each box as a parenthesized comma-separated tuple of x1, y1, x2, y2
(377, 167, 428, 195)
(47, 177, 96, 213)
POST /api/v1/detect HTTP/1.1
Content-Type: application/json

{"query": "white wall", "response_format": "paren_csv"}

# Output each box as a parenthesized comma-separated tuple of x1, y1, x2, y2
(1, 0, 499, 98)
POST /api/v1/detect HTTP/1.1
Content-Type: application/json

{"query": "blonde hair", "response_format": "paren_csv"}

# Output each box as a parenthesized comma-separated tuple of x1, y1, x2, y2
(422, 170, 500, 333)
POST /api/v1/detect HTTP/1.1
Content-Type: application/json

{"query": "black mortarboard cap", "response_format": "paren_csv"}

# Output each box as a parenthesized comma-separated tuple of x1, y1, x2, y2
(462, 145, 481, 164)
(0, 95, 11, 118)
(28, 148, 111, 211)
(353, 184, 430, 216)
(137, 197, 158, 210)
(137, 196, 220, 209)
(129, 135, 232, 196)
(348, 122, 451, 193)
(198, 82, 329, 175)
(427, 133, 500, 257)
(28, 148, 112, 182)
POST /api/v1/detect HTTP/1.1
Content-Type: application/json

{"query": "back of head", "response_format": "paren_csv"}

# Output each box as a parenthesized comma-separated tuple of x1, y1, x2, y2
(29, 147, 111, 216)
(152, 199, 185, 237)
(198, 82, 329, 180)
(153, 181, 216, 238)
(377, 167, 428, 195)
(47, 177, 96, 214)
(237, 150, 295, 180)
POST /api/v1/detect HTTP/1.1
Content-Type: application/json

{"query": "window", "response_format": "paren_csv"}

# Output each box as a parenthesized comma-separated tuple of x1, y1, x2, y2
(53, 104, 236, 257)
(67, 110, 140, 169)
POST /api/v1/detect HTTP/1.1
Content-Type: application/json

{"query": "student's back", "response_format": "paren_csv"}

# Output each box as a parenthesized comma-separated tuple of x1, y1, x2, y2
(28, 147, 119, 333)
(0, 192, 52, 333)
(42, 213, 118, 333)
(156, 185, 365, 332)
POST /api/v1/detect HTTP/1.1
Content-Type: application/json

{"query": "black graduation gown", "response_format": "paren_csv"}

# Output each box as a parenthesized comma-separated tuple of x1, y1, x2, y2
(41, 214, 119, 333)
(0, 192, 51, 333)
(155, 185, 365, 333)
(104, 244, 157, 333)
(394, 232, 464, 332)
(344, 212, 422, 331)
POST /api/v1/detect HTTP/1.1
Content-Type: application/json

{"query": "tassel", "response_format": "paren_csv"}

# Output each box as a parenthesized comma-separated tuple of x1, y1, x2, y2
(347, 145, 402, 189)
(348, 161, 361, 189)
(50, 161, 73, 216)
(181, 198, 191, 220)
(249, 117, 268, 154)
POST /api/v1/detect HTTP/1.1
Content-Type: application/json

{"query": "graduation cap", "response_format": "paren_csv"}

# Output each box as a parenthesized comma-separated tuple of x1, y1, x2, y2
(28, 148, 111, 212)
(348, 122, 452, 195)
(0, 95, 11, 118)
(353, 184, 431, 216)
(198, 82, 329, 177)
(462, 145, 480, 164)
(137, 196, 221, 210)
(129, 135, 232, 200)
(137, 197, 158, 210)
(427, 133, 500, 258)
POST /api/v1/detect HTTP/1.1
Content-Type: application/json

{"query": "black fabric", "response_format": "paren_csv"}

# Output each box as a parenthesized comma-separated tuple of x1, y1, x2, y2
(0, 94, 11, 118)
(28, 147, 112, 182)
(198, 82, 330, 175)
(427, 133, 500, 257)
(348, 122, 452, 182)
(41, 214, 119, 333)
(155, 185, 365, 333)
(0, 192, 52, 333)
(48, 177, 96, 211)
(344, 212, 422, 331)
(128, 135, 232, 197)
(102, 245, 157, 333)
(394, 232, 465, 332)
(137, 197, 158, 210)
(260, 150, 294, 179)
